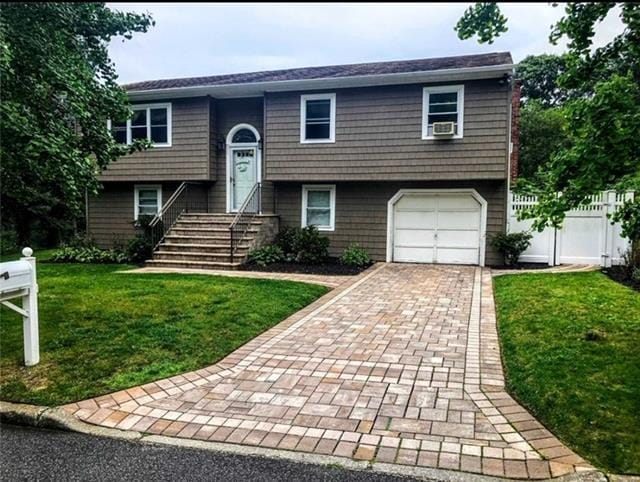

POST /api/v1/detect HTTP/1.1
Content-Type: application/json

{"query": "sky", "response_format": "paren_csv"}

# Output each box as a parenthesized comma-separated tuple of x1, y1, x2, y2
(107, 2, 624, 84)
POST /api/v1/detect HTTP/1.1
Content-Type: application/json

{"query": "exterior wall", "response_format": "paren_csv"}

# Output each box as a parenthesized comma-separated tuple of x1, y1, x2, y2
(99, 97, 212, 182)
(510, 81, 521, 181)
(208, 97, 275, 214)
(275, 180, 507, 265)
(264, 79, 510, 182)
(88, 182, 181, 248)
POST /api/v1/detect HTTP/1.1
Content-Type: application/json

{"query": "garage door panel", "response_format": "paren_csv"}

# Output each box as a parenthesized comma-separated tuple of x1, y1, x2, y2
(394, 246, 435, 263)
(437, 195, 480, 210)
(437, 212, 480, 230)
(395, 229, 435, 246)
(395, 210, 436, 229)
(437, 247, 479, 265)
(396, 195, 437, 210)
(437, 229, 480, 247)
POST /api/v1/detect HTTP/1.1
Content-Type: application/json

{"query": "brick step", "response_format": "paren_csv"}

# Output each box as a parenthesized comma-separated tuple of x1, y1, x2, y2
(153, 251, 245, 263)
(145, 259, 244, 270)
(163, 235, 249, 245)
(158, 243, 250, 254)
(172, 221, 262, 230)
(168, 227, 259, 236)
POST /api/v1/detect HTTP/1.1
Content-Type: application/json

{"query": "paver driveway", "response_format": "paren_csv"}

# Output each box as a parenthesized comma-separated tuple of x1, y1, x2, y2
(65, 264, 595, 479)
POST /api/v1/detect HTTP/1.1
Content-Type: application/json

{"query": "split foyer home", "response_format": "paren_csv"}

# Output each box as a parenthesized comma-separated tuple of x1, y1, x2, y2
(88, 52, 517, 268)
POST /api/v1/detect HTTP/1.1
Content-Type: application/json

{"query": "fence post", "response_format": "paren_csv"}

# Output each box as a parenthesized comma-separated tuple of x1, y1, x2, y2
(20, 247, 39, 366)
(601, 190, 616, 268)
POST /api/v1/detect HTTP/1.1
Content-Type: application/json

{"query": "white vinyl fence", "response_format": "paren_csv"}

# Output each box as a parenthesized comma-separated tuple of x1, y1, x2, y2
(508, 191, 634, 267)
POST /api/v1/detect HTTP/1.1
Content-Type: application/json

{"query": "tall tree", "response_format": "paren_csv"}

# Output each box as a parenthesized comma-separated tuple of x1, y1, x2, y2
(0, 3, 154, 245)
(516, 54, 569, 108)
(456, 2, 640, 244)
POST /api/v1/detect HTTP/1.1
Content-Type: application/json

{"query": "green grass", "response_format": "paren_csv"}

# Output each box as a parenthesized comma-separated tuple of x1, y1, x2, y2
(493, 271, 640, 475)
(0, 262, 327, 406)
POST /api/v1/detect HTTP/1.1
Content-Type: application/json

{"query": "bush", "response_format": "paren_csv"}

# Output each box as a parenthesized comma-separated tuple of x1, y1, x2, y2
(275, 226, 330, 264)
(248, 245, 285, 267)
(49, 246, 128, 264)
(491, 231, 533, 266)
(127, 237, 152, 264)
(340, 244, 372, 268)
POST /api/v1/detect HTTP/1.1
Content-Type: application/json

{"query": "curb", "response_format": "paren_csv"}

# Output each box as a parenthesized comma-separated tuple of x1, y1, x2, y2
(1, 402, 611, 482)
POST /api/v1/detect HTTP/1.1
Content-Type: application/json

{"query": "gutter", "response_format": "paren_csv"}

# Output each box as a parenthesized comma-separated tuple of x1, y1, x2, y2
(126, 63, 515, 101)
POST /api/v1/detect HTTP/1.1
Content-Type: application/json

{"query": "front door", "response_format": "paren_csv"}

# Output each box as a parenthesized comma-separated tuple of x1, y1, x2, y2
(230, 147, 257, 211)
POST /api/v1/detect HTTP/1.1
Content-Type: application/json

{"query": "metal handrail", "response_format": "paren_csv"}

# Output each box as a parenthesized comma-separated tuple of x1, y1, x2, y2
(229, 182, 262, 264)
(149, 181, 206, 249)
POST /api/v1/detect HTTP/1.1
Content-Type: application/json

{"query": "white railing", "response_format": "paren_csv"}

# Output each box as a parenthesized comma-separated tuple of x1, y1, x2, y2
(508, 190, 634, 267)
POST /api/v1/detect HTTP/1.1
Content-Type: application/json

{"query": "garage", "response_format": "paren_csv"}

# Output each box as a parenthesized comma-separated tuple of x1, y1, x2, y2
(388, 190, 486, 265)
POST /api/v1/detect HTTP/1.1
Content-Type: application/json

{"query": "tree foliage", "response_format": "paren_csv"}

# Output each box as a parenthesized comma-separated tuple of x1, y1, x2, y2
(0, 3, 154, 245)
(516, 54, 569, 108)
(456, 2, 640, 242)
(455, 3, 508, 44)
(518, 102, 569, 182)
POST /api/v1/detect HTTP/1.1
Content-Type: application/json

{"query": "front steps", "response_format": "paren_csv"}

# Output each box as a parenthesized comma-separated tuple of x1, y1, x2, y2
(145, 213, 267, 270)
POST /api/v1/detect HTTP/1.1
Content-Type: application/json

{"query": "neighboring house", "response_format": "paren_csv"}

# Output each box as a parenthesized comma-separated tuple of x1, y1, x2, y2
(88, 52, 517, 268)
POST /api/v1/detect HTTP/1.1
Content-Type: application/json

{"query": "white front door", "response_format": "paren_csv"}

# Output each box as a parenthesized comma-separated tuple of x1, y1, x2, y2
(230, 147, 257, 211)
(393, 193, 482, 265)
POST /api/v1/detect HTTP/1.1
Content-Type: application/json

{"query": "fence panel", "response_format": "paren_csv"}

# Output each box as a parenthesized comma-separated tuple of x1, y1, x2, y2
(508, 191, 633, 267)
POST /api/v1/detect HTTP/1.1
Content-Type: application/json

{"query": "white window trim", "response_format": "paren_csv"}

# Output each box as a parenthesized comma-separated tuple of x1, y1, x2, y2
(108, 102, 172, 147)
(422, 85, 464, 140)
(134, 184, 162, 220)
(300, 93, 336, 144)
(301, 184, 336, 231)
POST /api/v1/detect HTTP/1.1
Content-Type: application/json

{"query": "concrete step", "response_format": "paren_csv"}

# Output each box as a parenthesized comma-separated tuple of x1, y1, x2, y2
(158, 243, 250, 254)
(163, 235, 253, 245)
(145, 259, 245, 270)
(173, 220, 262, 230)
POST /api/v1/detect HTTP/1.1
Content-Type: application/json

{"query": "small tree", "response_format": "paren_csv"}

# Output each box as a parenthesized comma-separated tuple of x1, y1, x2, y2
(490, 232, 533, 266)
(0, 3, 154, 245)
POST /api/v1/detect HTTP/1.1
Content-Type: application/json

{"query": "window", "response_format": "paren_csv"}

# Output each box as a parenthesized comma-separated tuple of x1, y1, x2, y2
(302, 185, 335, 231)
(300, 93, 336, 143)
(109, 103, 172, 147)
(422, 85, 464, 139)
(134, 185, 162, 220)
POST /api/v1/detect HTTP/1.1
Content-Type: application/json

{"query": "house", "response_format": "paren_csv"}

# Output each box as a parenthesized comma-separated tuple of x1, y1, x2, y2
(88, 52, 517, 268)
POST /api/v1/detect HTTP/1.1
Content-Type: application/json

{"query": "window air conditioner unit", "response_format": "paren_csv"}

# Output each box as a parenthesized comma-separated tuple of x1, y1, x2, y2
(432, 121, 455, 137)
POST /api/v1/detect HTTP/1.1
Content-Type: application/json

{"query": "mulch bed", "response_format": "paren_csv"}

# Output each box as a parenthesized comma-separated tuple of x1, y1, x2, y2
(491, 262, 551, 271)
(602, 265, 640, 291)
(244, 258, 370, 276)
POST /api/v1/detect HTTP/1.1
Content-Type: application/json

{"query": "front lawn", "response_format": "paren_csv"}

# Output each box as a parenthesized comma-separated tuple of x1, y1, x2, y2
(0, 262, 327, 406)
(494, 271, 640, 475)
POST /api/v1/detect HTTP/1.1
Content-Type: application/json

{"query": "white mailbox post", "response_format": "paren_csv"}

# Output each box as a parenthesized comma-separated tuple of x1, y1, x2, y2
(0, 247, 39, 366)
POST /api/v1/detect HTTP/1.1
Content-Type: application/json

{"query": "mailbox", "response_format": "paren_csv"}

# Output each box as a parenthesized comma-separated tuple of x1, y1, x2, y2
(0, 247, 39, 366)
(1, 260, 33, 293)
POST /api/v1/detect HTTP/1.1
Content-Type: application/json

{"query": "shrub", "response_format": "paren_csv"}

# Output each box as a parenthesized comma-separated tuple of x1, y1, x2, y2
(127, 237, 152, 264)
(340, 244, 372, 268)
(293, 226, 330, 264)
(248, 245, 285, 267)
(49, 246, 128, 264)
(275, 226, 300, 259)
(490, 231, 533, 266)
(275, 226, 330, 264)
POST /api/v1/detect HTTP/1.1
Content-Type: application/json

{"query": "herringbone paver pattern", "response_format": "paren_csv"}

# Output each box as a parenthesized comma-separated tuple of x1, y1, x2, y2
(65, 264, 595, 479)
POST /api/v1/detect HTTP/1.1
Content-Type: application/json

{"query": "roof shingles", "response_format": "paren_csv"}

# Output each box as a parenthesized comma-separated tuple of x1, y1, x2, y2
(123, 52, 512, 92)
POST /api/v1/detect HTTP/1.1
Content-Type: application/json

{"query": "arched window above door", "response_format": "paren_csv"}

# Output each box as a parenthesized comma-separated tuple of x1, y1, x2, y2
(231, 128, 257, 143)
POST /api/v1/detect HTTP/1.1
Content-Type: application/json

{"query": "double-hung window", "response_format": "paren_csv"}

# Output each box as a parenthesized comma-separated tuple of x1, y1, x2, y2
(109, 103, 172, 147)
(134, 185, 162, 220)
(300, 93, 336, 143)
(422, 85, 464, 139)
(302, 185, 336, 231)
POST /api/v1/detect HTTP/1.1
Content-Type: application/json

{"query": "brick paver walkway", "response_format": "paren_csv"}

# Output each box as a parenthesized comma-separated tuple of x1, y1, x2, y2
(65, 264, 595, 479)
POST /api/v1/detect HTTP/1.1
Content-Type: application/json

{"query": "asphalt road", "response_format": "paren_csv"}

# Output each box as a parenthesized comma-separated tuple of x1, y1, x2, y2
(0, 424, 423, 482)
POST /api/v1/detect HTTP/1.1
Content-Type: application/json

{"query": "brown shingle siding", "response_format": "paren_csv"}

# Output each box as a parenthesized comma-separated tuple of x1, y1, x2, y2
(264, 80, 510, 182)
(99, 97, 212, 182)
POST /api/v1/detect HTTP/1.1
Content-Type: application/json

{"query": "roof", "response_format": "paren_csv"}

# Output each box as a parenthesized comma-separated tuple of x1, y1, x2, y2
(123, 52, 513, 92)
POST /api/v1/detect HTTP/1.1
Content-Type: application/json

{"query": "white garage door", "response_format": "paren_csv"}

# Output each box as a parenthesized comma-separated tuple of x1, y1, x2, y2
(393, 193, 482, 265)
